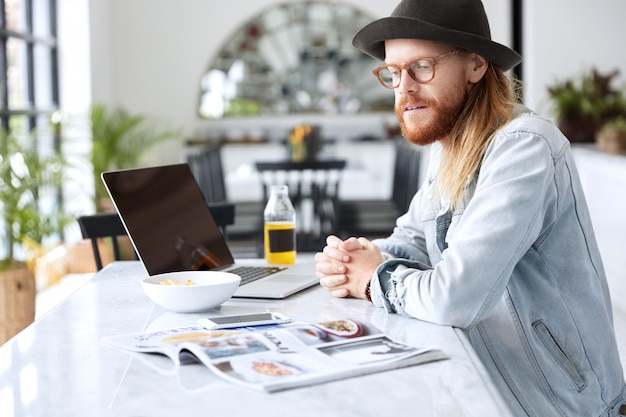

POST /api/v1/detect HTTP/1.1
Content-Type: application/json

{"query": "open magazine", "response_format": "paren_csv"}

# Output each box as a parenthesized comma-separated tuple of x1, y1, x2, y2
(104, 318, 447, 392)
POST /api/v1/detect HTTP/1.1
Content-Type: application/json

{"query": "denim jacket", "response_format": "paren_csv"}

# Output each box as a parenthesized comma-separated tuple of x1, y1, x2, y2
(370, 108, 626, 416)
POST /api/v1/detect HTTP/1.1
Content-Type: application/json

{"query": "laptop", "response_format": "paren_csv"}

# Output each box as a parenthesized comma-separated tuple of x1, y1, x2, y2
(101, 163, 318, 299)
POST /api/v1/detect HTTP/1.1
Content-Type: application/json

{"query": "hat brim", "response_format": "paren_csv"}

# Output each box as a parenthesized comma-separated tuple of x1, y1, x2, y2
(353, 16, 522, 71)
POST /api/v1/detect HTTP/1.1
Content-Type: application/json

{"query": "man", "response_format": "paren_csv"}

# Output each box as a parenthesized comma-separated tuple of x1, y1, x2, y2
(314, 0, 626, 416)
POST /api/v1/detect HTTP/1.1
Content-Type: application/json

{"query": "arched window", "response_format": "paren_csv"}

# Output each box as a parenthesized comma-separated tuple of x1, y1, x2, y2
(198, 1, 393, 119)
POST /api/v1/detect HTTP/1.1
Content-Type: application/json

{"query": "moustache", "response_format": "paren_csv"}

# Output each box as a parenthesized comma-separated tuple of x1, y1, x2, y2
(395, 96, 435, 112)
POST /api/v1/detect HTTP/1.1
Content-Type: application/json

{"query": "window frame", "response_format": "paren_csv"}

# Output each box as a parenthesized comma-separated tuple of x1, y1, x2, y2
(0, 0, 62, 250)
(0, 0, 59, 135)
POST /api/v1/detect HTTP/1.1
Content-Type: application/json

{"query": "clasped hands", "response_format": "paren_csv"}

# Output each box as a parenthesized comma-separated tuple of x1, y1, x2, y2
(314, 235, 384, 299)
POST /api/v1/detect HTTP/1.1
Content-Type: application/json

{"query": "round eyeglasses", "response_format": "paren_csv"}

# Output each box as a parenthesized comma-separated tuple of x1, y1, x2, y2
(372, 49, 464, 89)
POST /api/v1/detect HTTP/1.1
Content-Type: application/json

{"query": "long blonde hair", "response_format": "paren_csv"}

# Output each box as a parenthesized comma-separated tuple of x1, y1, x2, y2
(437, 64, 522, 208)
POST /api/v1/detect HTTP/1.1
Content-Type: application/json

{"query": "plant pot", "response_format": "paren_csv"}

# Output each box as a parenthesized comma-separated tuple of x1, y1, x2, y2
(596, 126, 626, 155)
(0, 265, 36, 345)
(558, 112, 596, 143)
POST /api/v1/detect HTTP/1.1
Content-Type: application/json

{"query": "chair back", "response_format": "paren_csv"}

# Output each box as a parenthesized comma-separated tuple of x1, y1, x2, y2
(77, 203, 235, 271)
(77, 213, 131, 271)
(391, 139, 421, 212)
(206, 202, 236, 237)
(255, 159, 346, 250)
(255, 160, 346, 203)
(186, 145, 227, 203)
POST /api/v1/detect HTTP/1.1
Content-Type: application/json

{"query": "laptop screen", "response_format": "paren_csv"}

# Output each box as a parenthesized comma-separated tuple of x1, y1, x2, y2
(102, 163, 235, 275)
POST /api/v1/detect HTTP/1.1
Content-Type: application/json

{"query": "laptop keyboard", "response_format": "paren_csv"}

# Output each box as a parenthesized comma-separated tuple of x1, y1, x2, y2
(227, 266, 287, 285)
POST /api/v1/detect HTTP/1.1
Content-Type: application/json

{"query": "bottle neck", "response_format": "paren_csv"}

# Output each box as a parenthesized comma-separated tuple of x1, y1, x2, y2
(270, 185, 289, 198)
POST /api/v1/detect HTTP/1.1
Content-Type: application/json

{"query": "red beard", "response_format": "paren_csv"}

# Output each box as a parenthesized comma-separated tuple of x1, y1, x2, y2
(395, 92, 467, 146)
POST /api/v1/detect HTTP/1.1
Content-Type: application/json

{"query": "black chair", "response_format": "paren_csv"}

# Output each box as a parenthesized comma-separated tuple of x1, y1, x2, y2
(187, 144, 263, 240)
(77, 212, 134, 271)
(186, 144, 227, 203)
(255, 159, 346, 251)
(206, 202, 236, 237)
(77, 202, 235, 271)
(339, 139, 422, 238)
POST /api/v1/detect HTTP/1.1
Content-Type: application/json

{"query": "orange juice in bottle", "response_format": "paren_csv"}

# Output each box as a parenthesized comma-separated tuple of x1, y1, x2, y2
(263, 185, 296, 264)
(264, 222, 296, 264)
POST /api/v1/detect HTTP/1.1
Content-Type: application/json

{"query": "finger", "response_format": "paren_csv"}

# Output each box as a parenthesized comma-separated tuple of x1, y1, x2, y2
(319, 274, 347, 288)
(316, 261, 346, 276)
(323, 245, 350, 262)
(313, 251, 327, 262)
(339, 237, 365, 251)
(330, 288, 350, 298)
(315, 247, 349, 267)
(357, 237, 370, 250)
(326, 235, 343, 248)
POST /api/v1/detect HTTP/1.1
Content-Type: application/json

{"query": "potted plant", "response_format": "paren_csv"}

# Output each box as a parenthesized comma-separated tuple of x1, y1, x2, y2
(79, 104, 179, 265)
(547, 68, 626, 143)
(0, 126, 72, 343)
(88, 103, 178, 211)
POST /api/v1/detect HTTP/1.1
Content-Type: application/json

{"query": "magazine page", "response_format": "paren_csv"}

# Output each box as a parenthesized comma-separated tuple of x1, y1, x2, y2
(103, 324, 243, 365)
(103, 319, 446, 392)
(103, 319, 376, 364)
(189, 321, 445, 392)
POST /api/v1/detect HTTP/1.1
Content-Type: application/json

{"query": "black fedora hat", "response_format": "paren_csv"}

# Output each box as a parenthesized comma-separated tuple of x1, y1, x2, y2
(353, 0, 522, 71)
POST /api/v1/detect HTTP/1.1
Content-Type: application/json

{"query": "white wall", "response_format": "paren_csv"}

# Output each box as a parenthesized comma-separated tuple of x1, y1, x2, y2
(523, 0, 626, 114)
(80, 0, 511, 164)
(57, 0, 96, 227)
(88, 1, 392, 139)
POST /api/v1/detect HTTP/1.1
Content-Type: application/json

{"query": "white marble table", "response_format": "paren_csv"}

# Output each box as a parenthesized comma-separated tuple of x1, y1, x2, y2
(0, 261, 513, 417)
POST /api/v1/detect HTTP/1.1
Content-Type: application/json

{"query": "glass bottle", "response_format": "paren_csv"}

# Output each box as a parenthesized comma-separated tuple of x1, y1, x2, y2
(263, 185, 296, 264)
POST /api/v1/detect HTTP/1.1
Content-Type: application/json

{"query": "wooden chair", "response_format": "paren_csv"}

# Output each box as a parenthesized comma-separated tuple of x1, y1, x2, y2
(77, 202, 235, 271)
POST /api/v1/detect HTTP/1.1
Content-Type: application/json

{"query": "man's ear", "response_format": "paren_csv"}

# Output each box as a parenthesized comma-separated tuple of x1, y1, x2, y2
(467, 53, 488, 83)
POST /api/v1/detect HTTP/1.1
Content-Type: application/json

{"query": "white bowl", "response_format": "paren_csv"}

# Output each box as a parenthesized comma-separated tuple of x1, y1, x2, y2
(141, 271, 241, 313)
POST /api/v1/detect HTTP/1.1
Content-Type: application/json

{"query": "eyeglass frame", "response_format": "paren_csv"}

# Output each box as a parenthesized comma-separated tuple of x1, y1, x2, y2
(372, 48, 465, 89)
